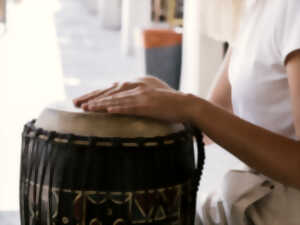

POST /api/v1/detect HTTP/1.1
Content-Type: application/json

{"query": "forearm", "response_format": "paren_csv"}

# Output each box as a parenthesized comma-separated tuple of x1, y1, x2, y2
(187, 94, 300, 189)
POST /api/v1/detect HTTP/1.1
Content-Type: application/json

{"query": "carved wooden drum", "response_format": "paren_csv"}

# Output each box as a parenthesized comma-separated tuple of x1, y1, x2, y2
(19, 101, 205, 225)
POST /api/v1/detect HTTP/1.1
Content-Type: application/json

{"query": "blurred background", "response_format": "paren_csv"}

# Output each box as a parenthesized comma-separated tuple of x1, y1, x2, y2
(0, 0, 243, 223)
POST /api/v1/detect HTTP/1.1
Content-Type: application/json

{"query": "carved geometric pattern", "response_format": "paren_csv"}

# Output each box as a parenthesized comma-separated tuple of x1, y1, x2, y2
(23, 179, 194, 225)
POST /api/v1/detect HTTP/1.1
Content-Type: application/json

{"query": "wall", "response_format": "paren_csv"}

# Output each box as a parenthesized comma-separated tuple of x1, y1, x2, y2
(180, 0, 224, 98)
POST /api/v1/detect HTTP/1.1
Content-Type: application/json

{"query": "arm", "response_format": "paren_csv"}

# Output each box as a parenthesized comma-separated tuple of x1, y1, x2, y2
(208, 48, 233, 113)
(78, 51, 300, 189)
(187, 50, 300, 189)
(204, 48, 233, 144)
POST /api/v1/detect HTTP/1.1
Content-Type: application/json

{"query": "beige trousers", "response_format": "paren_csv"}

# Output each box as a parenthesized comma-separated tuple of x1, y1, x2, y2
(196, 169, 300, 225)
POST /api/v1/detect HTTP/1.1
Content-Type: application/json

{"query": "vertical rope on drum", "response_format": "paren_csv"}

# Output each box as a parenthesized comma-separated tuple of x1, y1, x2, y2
(24, 137, 33, 225)
(69, 134, 84, 223)
(37, 131, 55, 224)
(20, 128, 26, 214)
(152, 139, 164, 223)
(191, 126, 205, 225)
(111, 138, 122, 189)
(151, 139, 159, 188)
(24, 121, 36, 225)
(78, 136, 96, 225)
(25, 128, 41, 225)
(193, 127, 205, 186)
(121, 146, 130, 222)
(48, 131, 58, 225)
(140, 140, 150, 224)
(56, 134, 74, 222)
(32, 129, 43, 224)
(168, 138, 176, 185)
(151, 138, 165, 221)
(20, 125, 31, 225)
(24, 131, 35, 225)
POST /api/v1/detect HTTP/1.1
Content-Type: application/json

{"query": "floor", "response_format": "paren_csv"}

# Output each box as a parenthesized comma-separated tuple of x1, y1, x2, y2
(52, 0, 142, 98)
(0, 0, 243, 223)
(0, 212, 20, 225)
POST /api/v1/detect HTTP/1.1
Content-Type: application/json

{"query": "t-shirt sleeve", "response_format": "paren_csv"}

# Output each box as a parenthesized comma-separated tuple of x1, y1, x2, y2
(278, 0, 300, 64)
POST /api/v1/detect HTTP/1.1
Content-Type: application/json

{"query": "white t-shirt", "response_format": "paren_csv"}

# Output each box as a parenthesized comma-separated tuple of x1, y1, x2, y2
(229, 0, 300, 140)
(198, 2, 300, 224)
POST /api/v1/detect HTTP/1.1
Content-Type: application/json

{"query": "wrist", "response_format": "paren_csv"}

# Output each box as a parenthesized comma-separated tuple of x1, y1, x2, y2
(182, 93, 205, 124)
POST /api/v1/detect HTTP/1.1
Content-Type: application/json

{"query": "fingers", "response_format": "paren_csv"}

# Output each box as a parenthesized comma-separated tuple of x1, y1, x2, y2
(73, 81, 145, 108)
(83, 98, 121, 112)
(73, 83, 118, 107)
(100, 81, 139, 98)
(82, 89, 140, 112)
(75, 86, 183, 123)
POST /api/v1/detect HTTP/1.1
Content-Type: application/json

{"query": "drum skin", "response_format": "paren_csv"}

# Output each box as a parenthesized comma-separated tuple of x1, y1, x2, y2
(35, 101, 185, 138)
(20, 104, 205, 225)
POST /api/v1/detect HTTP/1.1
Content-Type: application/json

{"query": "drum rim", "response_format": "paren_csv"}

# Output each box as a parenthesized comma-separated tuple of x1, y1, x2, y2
(23, 120, 193, 147)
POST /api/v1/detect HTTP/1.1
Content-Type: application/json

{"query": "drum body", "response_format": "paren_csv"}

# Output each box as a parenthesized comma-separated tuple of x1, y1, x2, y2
(20, 103, 204, 225)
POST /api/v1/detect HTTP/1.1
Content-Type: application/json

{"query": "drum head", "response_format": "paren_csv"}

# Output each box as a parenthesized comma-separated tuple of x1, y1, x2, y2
(35, 100, 184, 138)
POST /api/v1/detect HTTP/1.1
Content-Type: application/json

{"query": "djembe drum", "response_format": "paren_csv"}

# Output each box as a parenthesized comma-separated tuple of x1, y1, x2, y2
(20, 102, 205, 225)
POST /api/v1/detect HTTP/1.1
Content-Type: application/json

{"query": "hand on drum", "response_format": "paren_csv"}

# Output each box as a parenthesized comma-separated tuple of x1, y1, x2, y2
(73, 76, 170, 107)
(73, 76, 195, 123)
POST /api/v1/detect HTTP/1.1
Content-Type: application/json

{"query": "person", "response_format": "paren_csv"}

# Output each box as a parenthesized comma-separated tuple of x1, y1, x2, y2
(73, 0, 300, 224)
